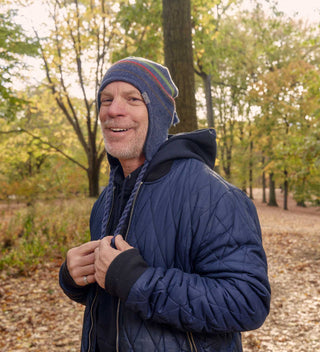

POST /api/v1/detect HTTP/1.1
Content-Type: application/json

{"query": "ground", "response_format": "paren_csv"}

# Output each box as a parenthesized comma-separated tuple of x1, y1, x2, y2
(0, 190, 319, 351)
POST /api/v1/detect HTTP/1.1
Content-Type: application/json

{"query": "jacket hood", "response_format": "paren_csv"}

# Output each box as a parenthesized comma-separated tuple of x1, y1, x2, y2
(107, 129, 216, 182)
(144, 128, 217, 182)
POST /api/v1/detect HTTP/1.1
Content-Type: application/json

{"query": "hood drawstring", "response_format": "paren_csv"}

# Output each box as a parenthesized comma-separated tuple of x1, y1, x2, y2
(100, 161, 149, 246)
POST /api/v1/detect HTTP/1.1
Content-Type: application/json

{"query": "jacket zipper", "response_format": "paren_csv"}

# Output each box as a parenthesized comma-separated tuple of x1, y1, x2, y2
(116, 181, 144, 352)
(187, 331, 198, 352)
(114, 181, 197, 352)
(87, 288, 98, 352)
(88, 187, 116, 351)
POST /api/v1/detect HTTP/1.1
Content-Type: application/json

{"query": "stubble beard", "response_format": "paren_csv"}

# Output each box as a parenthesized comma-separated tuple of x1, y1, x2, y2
(102, 129, 147, 161)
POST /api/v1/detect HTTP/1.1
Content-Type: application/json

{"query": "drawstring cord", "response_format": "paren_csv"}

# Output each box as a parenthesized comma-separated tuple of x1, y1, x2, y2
(100, 161, 149, 247)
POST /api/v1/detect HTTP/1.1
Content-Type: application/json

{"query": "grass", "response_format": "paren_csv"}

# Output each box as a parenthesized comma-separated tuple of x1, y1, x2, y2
(0, 197, 96, 275)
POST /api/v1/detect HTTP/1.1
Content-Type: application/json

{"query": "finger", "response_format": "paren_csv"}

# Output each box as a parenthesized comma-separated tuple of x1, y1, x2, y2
(80, 252, 96, 266)
(81, 273, 96, 286)
(114, 235, 133, 251)
(68, 250, 95, 273)
(100, 236, 113, 246)
(86, 274, 96, 284)
(94, 246, 100, 262)
(79, 240, 101, 255)
(69, 261, 95, 282)
(81, 263, 96, 277)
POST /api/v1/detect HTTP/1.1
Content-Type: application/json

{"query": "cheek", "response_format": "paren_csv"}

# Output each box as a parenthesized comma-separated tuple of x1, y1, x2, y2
(99, 110, 105, 123)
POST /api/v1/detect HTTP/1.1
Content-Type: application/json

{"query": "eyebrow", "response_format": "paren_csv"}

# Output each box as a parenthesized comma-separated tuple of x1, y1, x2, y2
(101, 89, 141, 97)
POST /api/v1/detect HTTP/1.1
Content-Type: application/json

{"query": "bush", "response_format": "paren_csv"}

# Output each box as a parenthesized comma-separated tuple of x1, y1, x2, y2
(0, 197, 96, 275)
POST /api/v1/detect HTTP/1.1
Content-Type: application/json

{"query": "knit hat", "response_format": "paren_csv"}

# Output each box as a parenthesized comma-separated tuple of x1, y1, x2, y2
(98, 57, 179, 240)
(98, 57, 179, 161)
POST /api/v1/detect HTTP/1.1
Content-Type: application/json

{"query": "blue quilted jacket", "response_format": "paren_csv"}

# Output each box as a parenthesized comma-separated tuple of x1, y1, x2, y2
(60, 129, 270, 352)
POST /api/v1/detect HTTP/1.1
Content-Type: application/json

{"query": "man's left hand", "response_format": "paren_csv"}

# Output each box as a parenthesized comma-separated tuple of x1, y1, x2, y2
(94, 235, 133, 289)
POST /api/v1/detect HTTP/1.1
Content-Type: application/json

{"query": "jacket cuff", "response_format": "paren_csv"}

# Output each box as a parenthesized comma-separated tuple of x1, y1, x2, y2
(105, 248, 148, 301)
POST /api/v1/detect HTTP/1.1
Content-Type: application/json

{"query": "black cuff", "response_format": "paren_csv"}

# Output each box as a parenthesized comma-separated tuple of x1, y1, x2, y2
(105, 248, 148, 301)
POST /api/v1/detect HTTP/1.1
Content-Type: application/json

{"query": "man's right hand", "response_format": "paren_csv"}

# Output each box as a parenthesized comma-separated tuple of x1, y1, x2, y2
(66, 240, 101, 286)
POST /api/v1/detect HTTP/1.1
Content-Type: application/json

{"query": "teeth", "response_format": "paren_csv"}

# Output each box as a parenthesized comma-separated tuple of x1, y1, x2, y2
(111, 128, 128, 132)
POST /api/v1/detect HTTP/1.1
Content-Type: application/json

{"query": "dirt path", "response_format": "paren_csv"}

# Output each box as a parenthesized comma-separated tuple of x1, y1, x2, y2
(0, 191, 319, 351)
(242, 191, 320, 351)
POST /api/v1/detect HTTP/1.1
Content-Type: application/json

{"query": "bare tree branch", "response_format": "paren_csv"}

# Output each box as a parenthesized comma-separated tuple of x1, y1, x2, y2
(2, 128, 87, 171)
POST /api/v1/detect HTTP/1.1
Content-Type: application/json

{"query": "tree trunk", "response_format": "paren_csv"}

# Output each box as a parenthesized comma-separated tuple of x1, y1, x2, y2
(249, 137, 254, 199)
(221, 142, 232, 180)
(201, 72, 214, 128)
(87, 166, 100, 198)
(283, 169, 288, 210)
(262, 157, 267, 203)
(296, 178, 306, 207)
(87, 137, 104, 197)
(241, 181, 247, 193)
(268, 172, 278, 206)
(162, 0, 197, 133)
(262, 172, 267, 203)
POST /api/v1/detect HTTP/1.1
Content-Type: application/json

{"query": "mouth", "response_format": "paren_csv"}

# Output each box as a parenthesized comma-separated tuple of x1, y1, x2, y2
(110, 128, 129, 132)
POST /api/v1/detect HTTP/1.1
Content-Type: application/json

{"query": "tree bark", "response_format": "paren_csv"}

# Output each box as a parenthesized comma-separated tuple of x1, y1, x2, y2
(268, 172, 278, 206)
(87, 164, 100, 198)
(283, 169, 288, 210)
(262, 157, 267, 203)
(162, 0, 197, 133)
(249, 143, 254, 199)
(201, 72, 214, 128)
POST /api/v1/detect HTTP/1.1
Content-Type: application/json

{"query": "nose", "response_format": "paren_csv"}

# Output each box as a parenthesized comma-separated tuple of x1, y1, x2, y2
(106, 97, 126, 118)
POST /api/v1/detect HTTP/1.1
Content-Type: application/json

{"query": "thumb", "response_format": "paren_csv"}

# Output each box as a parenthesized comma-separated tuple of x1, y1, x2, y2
(114, 235, 133, 251)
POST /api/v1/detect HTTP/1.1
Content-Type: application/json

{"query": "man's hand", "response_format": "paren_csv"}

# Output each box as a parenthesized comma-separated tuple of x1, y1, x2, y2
(66, 240, 100, 286)
(94, 235, 133, 289)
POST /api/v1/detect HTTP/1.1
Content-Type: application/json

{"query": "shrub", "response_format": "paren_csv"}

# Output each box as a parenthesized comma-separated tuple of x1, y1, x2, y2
(0, 197, 95, 275)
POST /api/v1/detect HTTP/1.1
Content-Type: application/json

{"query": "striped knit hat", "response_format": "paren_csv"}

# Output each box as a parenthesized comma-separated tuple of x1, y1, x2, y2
(98, 57, 179, 239)
(98, 57, 179, 161)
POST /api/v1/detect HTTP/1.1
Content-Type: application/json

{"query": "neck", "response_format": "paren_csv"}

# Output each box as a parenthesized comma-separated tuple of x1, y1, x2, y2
(119, 156, 146, 178)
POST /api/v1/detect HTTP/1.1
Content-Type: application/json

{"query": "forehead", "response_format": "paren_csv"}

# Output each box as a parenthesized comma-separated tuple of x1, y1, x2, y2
(101, 81, 140, 95)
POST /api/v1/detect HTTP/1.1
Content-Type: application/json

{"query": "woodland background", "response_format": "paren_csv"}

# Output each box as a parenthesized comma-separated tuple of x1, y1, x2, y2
(0, 0, 319, 350)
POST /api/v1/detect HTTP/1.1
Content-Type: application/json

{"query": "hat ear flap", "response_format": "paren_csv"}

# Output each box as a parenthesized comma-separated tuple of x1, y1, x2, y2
(172, 111, 180, 126)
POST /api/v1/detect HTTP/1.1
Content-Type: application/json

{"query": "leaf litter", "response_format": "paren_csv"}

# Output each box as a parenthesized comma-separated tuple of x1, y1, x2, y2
(0, 191, 319, 351)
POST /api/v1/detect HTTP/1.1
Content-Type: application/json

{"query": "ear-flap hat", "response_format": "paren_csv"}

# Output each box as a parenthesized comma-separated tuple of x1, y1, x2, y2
(98, 57, 179, 161)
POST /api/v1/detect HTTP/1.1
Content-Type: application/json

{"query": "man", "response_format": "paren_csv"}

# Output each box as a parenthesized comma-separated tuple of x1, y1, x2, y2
(59, 57, 270, 352)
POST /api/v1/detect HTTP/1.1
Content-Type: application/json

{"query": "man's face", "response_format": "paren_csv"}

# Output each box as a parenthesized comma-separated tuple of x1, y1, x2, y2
(99, 81, 149, 166)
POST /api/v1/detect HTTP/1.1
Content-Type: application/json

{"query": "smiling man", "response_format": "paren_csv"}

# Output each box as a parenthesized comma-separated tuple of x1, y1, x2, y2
(99, 81, 149, 176)
(59, 57, 270, 352)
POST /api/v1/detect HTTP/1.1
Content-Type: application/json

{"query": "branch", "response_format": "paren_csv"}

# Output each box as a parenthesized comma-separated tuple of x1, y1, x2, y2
(34, 22, 88, 154)
(52, 3, 88, 150)
(0, 129, 23, 134)
(3, 128, 87, 171)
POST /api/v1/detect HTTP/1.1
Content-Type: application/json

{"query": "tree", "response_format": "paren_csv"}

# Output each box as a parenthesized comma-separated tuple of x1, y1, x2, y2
(162, 0, 197, 132)
(30, 0, 122, 197)
(198, 8, 257, 183)
(0, 9, 38, 119)
(0, 85, 90, 200)
(114, 0, 163, 61)
(193, 0, 236, 128)
(247, 6, 320, 208)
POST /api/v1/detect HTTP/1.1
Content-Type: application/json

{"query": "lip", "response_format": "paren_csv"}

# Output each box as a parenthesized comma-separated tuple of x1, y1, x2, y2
(110, 128, 130, 132)
(104, 127, 134, 138)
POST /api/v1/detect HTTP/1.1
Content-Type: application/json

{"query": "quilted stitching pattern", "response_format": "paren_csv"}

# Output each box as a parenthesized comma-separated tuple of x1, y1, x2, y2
(116, 158, 270, 351)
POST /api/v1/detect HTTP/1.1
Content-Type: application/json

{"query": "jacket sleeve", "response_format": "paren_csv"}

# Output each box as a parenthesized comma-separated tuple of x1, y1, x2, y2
(124, 186, 271, 334)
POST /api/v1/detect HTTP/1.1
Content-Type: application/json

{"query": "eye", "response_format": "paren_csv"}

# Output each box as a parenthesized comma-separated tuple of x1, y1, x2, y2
(128, 96, 144, 105)
(101, 97, 113, 106)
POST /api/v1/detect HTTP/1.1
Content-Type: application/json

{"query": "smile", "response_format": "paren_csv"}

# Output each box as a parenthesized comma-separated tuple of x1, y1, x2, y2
(110, 128, 129, 132)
